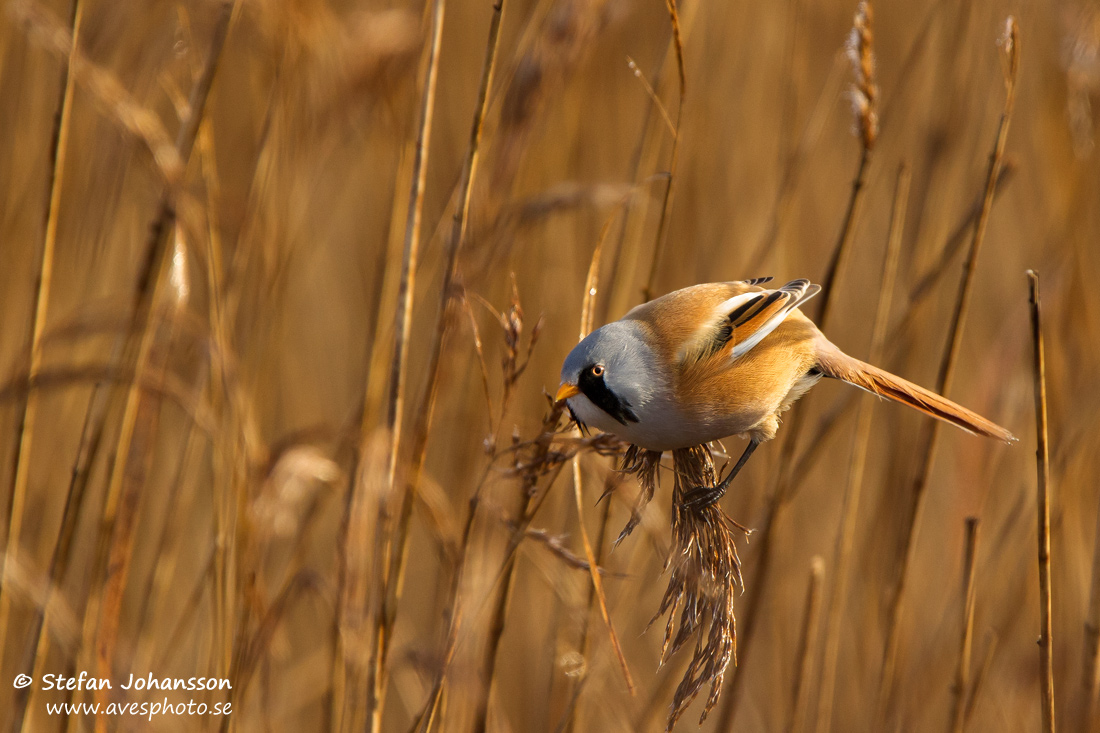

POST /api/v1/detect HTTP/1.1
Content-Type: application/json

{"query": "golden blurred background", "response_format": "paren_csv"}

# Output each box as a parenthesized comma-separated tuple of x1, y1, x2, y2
(1, 0, 1099, 730)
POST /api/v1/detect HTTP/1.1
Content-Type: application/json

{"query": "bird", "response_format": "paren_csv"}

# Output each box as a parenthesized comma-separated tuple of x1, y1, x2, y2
(555, 278, 1015, 508)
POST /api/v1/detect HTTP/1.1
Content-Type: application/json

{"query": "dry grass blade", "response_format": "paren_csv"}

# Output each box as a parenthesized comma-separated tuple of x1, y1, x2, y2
(1028, 270, 1056, 733)
(642, 0, 686, 303)
(0, 0, 82, 693)
(627, 56, 676, 138)
(570, 459, 635, 694)
(9, 0, 184, 189)
(398, 0, 508, 567)
(472, 401, 567, 733)
(788, 557, 825, 733)
(1086, 499, 1100, 719)
(815, 163, 909, 733)
(363, 0, 506, 725)
(81, 7, 236, 721)
(365, 0, 447, 729)
(565, 200, 635, 699)
(818, 0, 877, 326)
(876, 18, 1019, 725)
(950, 517, 981, 733)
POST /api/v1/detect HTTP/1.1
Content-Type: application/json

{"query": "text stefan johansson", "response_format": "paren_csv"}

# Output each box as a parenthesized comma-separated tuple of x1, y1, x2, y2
(41, 672, 231, 691)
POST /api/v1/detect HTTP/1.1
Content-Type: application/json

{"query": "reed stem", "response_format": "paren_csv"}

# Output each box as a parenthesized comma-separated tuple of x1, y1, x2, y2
(1029, 270, 1056, 733)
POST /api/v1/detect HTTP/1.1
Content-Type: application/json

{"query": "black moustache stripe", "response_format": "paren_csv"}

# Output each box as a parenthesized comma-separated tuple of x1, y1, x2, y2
(578, 368, 639, 426)
(566, 404, 590, 435)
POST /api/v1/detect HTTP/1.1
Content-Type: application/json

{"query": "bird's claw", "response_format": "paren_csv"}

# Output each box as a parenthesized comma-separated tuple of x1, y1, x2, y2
(680, 483, 726, 510)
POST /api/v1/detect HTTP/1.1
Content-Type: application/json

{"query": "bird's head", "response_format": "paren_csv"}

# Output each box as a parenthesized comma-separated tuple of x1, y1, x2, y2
(556, 320, 659, 433)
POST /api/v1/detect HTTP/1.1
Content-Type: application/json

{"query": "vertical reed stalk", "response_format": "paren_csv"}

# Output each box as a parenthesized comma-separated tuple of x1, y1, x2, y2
(642, 0, 685, 302)
(787, 557, 824, 733)
(815, 163, 908, 733)
(1084, 499, 1100, 722)
(1029, 270, 1056, 733)
(88, 5, 235, 721)
(0, 0, 82, 680)
(377, 2, 506, 721)
(563, 211, 637, 723)
(563, 196, 639, 733)
(817, 142, 870, 326)
(366, 1, 446, 729)
(875, 20, 1017, 725)
(390, 1, 509, 718)
(950, 517, 980, 733)
(472, 404, 566, 733)
(570, 458, 634, 692)
(717, 7, 878, 726)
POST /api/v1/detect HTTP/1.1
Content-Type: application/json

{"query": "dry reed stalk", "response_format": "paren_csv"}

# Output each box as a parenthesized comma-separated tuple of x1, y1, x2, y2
(783, 159, 1012, 501)
(480, 0, 616, 264)
(472, 402, 568, 733)
(0, 0, 82, 690)
(563, 472, 619, 733)
(561, 211, 638, 723)
(887, 163, 1017, 356)
(560, 197, 644, 732)
(815, 163, 909, 733)
(409, 290, 554, 733)
(818, 0, 876, 326)
(642, 0, 685, 303)
(364, 0, 446, 728)
(606, 41, 685, 322)
(226, 451, 338, 708)
(875, 19, 1018, 726)
(787, 557, 825, 733)
(627, 56, 676, 138)
(604, 0, 699, 318)
(75, 5, 234, 719)
(9, 0, 185, 191)
(334, 148, 411, 731)
(1029, 270, 1056, 733)
(570, 458, 634, 692)
(6, 5, 236, 726)
(649, 447, 747, 729)
(372, 1, 506, 724)
(746, 50, 848, 275)
(130, 421, 205, 671)
(717, 6, 879, 725)
(0, 364, 212, 429)
(964, 631, 998, 726)
(411, 466, 491, 733)
(1086, 498, 1100, 721)
(949, 517, 981, 733)
(86, 282, 171, 728)
(200, 75, 272, 720)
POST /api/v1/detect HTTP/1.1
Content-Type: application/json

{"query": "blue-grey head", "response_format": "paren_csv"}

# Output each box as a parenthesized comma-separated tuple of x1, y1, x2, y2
(556, 320, 661, 434)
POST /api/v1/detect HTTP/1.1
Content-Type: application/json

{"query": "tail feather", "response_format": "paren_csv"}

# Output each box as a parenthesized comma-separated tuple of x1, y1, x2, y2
(815, 340, 1016, 443)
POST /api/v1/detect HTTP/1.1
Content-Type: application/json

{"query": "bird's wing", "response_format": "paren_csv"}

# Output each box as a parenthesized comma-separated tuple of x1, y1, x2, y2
(686, 279, 821, 363)
(740, 276, 774, 287)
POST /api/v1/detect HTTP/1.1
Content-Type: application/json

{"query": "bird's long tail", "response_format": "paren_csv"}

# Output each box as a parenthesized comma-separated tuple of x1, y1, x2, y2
(814, 338, 1016, 443)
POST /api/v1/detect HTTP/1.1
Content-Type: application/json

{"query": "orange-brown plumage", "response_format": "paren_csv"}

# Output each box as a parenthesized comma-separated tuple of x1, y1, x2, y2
(557, 278, 1013, 491)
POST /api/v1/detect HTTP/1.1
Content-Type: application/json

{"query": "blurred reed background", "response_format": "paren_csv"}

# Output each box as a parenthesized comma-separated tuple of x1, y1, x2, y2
(1, 0, 1098, 730)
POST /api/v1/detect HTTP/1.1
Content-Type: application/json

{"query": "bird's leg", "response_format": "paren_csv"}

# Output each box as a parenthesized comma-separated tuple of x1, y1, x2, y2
(680, 441, 759, 509)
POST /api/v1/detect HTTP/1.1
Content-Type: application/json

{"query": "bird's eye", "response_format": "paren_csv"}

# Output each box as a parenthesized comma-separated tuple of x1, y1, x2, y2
(590, 364, 605, 377)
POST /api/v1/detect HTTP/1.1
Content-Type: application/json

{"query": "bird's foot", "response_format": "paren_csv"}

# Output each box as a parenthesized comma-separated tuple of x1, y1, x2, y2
(679, 482, 726, 510)
(678, 440, 759, 511)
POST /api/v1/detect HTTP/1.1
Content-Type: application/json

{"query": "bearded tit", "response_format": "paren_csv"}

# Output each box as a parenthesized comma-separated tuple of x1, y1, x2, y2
(555, 278, 1014, 507)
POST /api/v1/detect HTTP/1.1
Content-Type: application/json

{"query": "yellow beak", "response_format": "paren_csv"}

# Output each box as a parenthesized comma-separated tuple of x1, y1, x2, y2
(555, 383, 580, 403)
